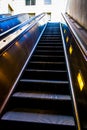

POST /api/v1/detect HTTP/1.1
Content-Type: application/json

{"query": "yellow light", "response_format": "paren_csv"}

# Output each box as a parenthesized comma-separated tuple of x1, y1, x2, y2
(2, 52, 7, 57)
(69, 45, 73, 55)
(2, 52, 11, 60)
(15, 42, 20, 47)
(77, 72, 85, 91)
(66, 36, 69, 43)
(64, 29, 66, 34)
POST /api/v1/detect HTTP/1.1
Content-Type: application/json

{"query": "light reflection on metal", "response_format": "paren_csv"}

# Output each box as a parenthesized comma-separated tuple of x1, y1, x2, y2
(15, 42, 20, 47)
(64, 29, 66, 34)
(0, 23, 30, 51)
(2, 52, 11, 60)
(77, 72, 85, 91)
(0, 28, 3, 32)
(2, 52, 7, 57)
(24, 34, 28, 38)
(0, 69, 9, 84)
(69, 45, 73, 55)
(66, 36, 69, 43)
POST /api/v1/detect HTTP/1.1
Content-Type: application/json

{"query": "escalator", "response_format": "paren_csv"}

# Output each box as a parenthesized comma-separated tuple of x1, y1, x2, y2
(0, 22, 77, 129)
(0, 14, 11, 19)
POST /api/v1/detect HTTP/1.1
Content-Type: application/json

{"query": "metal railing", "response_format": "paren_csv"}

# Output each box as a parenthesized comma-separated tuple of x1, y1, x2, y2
(0, 13, 47, 54)
(62, 13, 87, 61)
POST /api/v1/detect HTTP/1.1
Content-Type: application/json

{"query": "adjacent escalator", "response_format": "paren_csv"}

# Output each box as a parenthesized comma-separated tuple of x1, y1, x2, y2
(0, 22, 77, 129)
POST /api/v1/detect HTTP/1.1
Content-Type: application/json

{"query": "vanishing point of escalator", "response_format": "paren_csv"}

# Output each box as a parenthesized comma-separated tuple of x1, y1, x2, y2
(0, 22, 76, 129)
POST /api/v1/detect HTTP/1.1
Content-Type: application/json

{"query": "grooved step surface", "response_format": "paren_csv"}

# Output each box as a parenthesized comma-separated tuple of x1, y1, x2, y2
(12, 92, 71, 100)
(2, 110, 75, 126)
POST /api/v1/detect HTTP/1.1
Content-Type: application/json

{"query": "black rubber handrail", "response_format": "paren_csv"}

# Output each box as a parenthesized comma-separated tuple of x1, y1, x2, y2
(62, 13, 87, 61)
(60, 23, 81, 130)
(0, 13, 27, 22)
(0, 13, 46, 55)
(0, 13, 11, 19)
(0, 13, 45, 37)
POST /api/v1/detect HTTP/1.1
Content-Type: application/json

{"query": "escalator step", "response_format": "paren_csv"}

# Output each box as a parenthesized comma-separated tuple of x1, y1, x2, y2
(17, 79, 70, 95)
(30, 55, 65, 62)
(21, 69, 68, 81)
(12, 92, 71, 101)
(27, 61, 66, 70)
(38, 42, 62, 45)
(36, 46, 63, 50)
(20, 79, 69, 84)
(2, 109, 75, 127)
(34, 50, 64, 55)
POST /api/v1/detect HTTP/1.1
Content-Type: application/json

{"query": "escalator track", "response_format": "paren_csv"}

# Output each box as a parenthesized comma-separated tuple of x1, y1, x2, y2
(0, 22, 77, 129)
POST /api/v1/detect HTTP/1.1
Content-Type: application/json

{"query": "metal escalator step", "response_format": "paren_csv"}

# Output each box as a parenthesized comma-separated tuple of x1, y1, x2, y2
(4, 84, 73, 115)
(36, 46, 63, 53)
(12, 92, 71, 101)
(35, 50, 63, 52)
(40, 37, 61, 41)
(21, 69, 68, 81)
(41, 35, 61, 37)
(37, 44, 63, 47)
(29, 61, 65, 64)
(27, 61, 66, 70)
(43, 29, 60, 31)
(25, 69, 67, 73)
(40, 40, 62, 42)
(20, 79, 69, 84)
(43, 33, 60, 34)
(30, 55, 65, 62)
(10, 93, 72, 113)
(18, 79, 70, 95)
(38, 43, 63, 46)
(43, 33, 61, 36)
(1, 109, 75, 127)
(38, 41, 63, 46)
(34, 50, 64, 55)
(36, 46, 63, 51)
(43, 31, 60, 33)
(41, 34, 60, 36)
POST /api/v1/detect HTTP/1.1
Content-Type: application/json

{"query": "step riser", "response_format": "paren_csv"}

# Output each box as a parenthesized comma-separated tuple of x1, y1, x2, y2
(34, 51, 64, 56)
(36, 47, 63, 51)
(30, 56, 65, 62)
(7, 98, 72, 115)
(16, 81, 70, 95)
(0, 120, 76, 130)
(22, 70, 68, 81)
(27, 62, 67, 70)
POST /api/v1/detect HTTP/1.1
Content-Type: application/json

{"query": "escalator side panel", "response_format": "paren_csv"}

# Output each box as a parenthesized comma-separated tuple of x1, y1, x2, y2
(0, 17, 46, 113)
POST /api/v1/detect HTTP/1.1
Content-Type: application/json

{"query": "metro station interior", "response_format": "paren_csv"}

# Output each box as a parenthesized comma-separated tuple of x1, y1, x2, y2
(0, 0, 87, 129)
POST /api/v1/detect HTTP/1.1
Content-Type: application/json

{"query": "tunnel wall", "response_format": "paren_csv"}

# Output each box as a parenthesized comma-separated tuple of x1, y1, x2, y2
(66, 0, 87, 30)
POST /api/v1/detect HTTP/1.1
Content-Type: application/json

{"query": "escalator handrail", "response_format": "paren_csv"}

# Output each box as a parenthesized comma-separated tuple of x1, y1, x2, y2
(0, 13, 27, 22)
(0, 13, 29, 37)
(62, 13, 87, 61)
(0, 13, 11, 19)
(0, 13, 45, 37)
(0, 13, 46, 55)
(60, 23, 81, 130)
